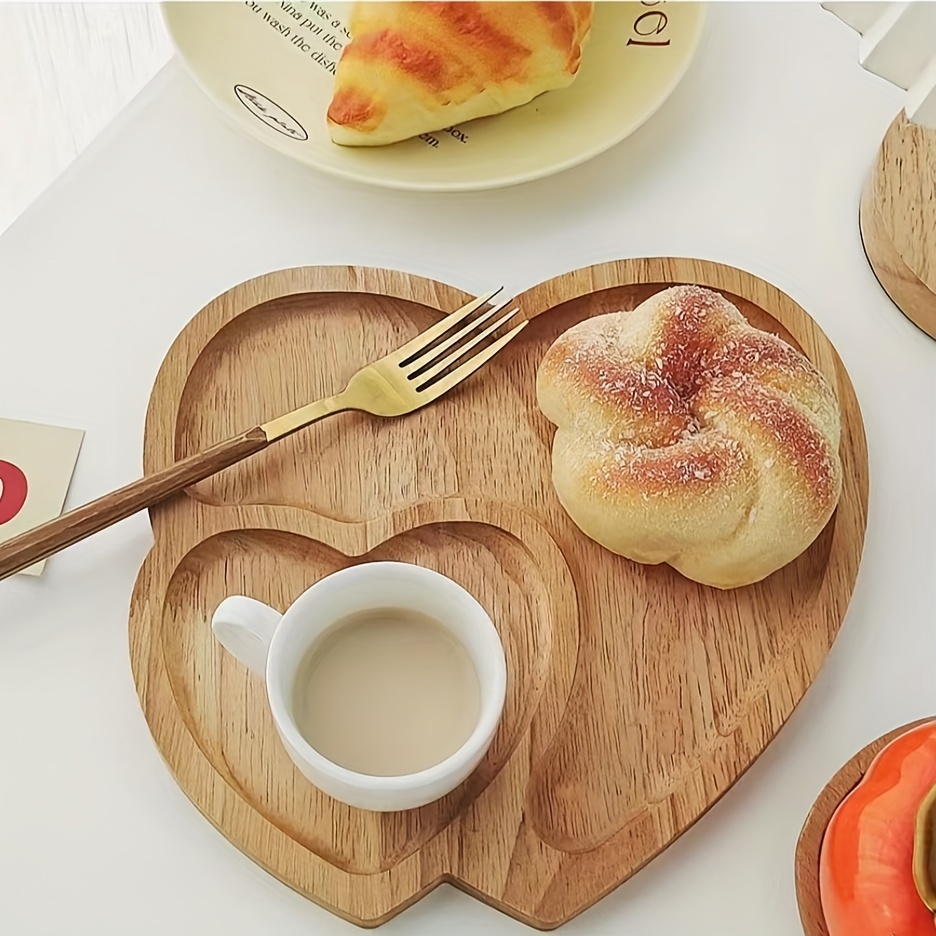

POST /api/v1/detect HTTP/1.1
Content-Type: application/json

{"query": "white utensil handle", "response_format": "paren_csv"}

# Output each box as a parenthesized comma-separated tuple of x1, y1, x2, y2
(822, 1, 936, 129)
(211, 596, 282, 676)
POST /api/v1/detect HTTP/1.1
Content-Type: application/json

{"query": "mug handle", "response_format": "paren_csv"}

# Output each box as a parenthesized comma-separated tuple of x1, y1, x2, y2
(211, 596, 282, 677)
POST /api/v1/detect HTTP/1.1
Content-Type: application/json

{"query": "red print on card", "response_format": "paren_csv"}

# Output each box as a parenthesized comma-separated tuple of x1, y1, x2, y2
(0, 418, 84, 575)
(0, 460, 28, 525)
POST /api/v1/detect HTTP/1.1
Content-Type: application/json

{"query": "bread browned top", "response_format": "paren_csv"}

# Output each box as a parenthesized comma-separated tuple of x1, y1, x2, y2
(327, 2, 594, 146)
(536, 285, 843, 589)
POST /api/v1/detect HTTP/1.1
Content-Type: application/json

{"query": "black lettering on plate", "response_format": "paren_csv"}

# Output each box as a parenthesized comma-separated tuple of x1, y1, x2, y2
(233, 84, 308, 141)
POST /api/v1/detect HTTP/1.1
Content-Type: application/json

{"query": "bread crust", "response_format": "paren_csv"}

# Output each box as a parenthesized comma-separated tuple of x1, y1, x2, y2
(327, 2, 595, 146)
(535, 285, 843, 589)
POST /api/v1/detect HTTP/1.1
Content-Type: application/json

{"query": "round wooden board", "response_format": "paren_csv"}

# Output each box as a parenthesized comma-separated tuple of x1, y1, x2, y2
(794, 718, 936, 936)
(129, 258, 869, 929)
(860, 111, 936, 338)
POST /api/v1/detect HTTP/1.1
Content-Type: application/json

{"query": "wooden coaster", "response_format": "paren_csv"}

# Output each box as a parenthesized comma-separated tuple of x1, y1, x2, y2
(860, 111, 936, 338)
(129, 259, 868, 928)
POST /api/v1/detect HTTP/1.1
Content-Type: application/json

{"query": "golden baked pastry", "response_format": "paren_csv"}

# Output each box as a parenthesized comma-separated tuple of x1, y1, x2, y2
(327, 1, 595, 146)
(535, 285, 843, 589)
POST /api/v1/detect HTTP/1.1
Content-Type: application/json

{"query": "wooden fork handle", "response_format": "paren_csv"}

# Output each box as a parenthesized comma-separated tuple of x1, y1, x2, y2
(0, 427, 269, 581)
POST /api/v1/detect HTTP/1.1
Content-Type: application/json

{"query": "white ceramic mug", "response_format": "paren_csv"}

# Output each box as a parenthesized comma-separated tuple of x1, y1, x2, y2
(210, 561, 507, 812)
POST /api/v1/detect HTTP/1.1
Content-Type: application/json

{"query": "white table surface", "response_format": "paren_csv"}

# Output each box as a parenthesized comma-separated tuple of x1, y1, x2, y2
(0, 3, 170, 235)
(0, 4, 929, 934)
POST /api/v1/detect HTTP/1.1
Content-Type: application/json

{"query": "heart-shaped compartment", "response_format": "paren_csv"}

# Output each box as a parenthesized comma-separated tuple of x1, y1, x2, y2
(158, 515, 575, 875)
(130, 261, 867, 928)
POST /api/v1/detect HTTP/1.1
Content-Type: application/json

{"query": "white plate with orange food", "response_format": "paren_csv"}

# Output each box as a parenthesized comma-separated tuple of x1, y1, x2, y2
(162, 1, 707, 192)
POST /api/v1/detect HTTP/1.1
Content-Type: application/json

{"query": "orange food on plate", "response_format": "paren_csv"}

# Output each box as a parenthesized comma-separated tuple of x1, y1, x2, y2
(819, 720, 936, 934)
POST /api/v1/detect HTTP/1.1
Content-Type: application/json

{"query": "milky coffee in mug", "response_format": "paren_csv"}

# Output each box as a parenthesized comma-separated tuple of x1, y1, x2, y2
(292, 606, 481, 776)
(210, 562, 507, 812)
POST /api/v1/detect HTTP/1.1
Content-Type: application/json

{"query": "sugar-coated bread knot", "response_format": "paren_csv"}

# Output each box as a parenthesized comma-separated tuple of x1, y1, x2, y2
(535, 285, 843, 589)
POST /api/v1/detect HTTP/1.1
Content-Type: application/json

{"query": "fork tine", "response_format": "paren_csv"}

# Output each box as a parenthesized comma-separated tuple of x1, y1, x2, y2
(415, 319, 528, 396)
(394, 287, 503, 366)
(408, 306, 520, 383)
(405, 297, 514, 374)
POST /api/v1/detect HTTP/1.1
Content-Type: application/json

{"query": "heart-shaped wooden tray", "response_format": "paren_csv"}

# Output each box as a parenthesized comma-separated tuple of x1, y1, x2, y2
(794, 718, 935, 935)
(129, 258, 868, 929)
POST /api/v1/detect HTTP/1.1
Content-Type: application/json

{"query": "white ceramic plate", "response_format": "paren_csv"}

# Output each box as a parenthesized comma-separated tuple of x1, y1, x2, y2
(163, 1, 707, 192)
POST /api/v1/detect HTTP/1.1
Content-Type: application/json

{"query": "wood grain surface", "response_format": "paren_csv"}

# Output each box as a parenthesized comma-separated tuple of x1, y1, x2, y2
(128, 259, 869, 929)
(860, 111, 936, 338)
(794, 718, 936, 936)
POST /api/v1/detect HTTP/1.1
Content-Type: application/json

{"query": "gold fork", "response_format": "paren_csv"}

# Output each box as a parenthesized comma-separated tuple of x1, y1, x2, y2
(0, 289, 525, 581)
